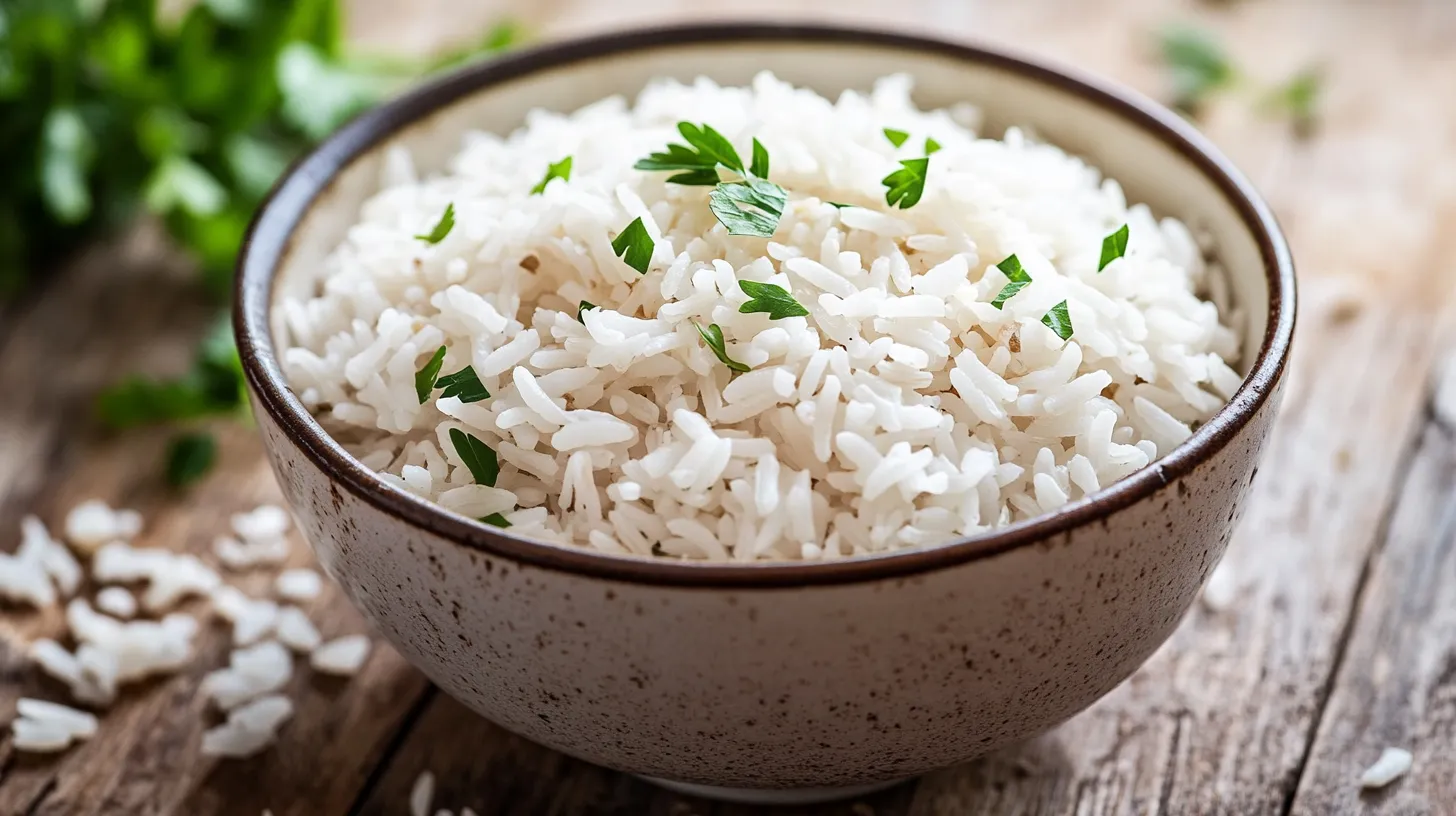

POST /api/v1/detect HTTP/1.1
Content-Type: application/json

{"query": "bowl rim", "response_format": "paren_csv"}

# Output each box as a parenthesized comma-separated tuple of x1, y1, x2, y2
(235, 21, 1296, 588)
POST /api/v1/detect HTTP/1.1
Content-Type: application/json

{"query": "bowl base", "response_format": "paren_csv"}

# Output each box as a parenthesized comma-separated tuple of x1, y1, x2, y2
(638, 775, 908, 805)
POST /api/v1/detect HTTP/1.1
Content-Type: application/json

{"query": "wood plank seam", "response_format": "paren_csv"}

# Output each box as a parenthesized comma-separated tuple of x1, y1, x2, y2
(1279, 388, 1444, 816)
(345, 685, 440, 815)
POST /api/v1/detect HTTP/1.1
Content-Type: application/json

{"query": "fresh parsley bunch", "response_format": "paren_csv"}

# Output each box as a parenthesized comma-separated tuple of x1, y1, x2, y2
(0, 0, 521, 485)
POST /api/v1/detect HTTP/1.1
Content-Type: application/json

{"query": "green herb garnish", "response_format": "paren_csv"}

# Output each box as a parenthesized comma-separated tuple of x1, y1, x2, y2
(882, 157, 930, 209)
(1264, 66, 1322, 138)
(738, 280, 809, 319)
(1041, 300, 1074, 341)
(924, 136, 942, 155)
(96, 316, 245, 429)
(827, 201, 854, 209)
(577, 301, 597, 322)
(1098, 224, 1130, 272)
(634, 122, 744, 185)
(693, 322, 751, 373)
(611, 217, 654, 274)
(415, 345, 448, 404)
(990, 255, 1031, 309)
(883, 128, 910, 148)
(1158, 26, 1235, 115)
(480, 513, 512, 528)
(165, 432, 217, 488)
(530, 156, 573, 194)
(449, 428, 500, 487)
(415, 203, 455, 244)
(749, 138, 770, 178)
(709, 179, 787, 238)
(435, 366, 490, 403)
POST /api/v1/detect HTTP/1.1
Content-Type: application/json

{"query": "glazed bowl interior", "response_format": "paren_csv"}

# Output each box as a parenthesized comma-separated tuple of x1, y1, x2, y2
(240, 25, 1291, 582)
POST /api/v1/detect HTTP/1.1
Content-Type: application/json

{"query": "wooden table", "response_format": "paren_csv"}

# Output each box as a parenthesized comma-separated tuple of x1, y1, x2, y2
(4, 1, 1456, 813)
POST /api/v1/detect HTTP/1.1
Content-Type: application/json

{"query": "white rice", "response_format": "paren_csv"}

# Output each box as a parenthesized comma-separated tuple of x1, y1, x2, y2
(1359, 747, 1413, 789)
(214, 534, 291, 571)
(274, 606, 323, 653)
(11, 698, 99, 753)
(200, 694, 294, 758)
(64, 499, 143, 554)
(202, 640, 293, 711)
(274, 568, 323, 601)
(410, 771, 435, 816)
(278, 72, 1240, 562)
(310, 635, 372, 676)
(95, 586, 138, 619)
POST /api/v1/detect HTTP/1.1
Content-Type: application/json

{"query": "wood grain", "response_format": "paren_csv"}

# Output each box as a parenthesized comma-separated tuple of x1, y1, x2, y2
(4, 1, 1456, 814)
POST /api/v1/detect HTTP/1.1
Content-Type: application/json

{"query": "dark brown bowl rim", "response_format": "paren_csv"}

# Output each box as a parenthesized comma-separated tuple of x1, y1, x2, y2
(235, 21, 1295, 588)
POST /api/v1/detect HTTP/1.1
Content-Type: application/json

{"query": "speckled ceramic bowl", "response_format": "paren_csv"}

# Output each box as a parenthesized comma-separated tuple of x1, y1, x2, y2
(235, 23, 1294, 804)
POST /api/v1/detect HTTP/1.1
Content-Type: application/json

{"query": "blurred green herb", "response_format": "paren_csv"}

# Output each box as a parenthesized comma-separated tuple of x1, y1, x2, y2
(576, 300, 596, 322)
(1158, 25, 1235, 116)
(1263, 66, 1322, 138)
(882, 128, 910, 148)
(1, 2, 525, 477)
(479, 512, 511, 528)
(924, 136, 942, 155)
(165, 431, 217, 488)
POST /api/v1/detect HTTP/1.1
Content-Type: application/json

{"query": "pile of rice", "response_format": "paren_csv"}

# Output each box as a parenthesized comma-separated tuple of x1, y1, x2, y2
(279, 72, 1241, 561)
(1, 501, 372, 758)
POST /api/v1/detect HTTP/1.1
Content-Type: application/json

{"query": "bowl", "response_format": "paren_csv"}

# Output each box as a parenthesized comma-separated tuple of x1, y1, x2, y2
(235, 22, 1295, 804)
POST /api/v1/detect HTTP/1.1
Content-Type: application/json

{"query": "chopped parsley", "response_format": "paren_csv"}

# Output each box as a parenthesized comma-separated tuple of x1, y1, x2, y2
(883, 128, 910, 148)
(530, 156, 573, 194)
(1098, 224, 1130, 272)
(882, 157, 929, 209)
(990, 255, 1031, 309)
(925, 136, 942, 155)
(827, 201, 854, 210)
(1041, 300, 1074, 341)
(480, 513, 512, 528)
(693, 322, 751, 373)
(165, 432, 217, 488)
(577, 300, 597, 322)
(1158, 26, 1235, 116)
(415, 203, 455, 244)
(738, 280, 809, 319)
(709, 178, 787, 238)
(449, 428, 500, 487)
(637, 123, 788, 236)
(611, 217, 654, 274)
(415, 345, 448, 404)
(435, 366, 490, 403)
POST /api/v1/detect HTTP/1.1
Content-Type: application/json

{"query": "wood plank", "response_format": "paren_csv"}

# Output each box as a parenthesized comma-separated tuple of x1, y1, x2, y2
(1287, 381, 1456, 814)
(0, 231, 429, 816)
(350, 691, 918, 816)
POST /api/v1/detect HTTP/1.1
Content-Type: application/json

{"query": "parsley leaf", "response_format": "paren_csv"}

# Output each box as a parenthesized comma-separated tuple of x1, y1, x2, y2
(1098, 224, 1129, 272)
(883, 128, 910, 148)
(708, 178, 787, 237)
(415, 202, 455, 244)
(449, 428, 500, 487)
(738, 280, 809, 319)
(611, 216, 654, 274)
(1041, 300, 1074, 341)
(480, 512, 512, 528)
(990, 254, 1031, 309)
(693, 322, 751, 373)
(165, 432, 217, 488)
(530, 155, 572, 194)
(925, 136, 942, 155)
(634, 121, 743, 184)
(435, 365, 490, 403)
(415, 345, 447, 404)
(1159, 26, 1235, 115)
(749, 138, 770, 178)
(882, 157, 929, 209)
(577, 300, 597, 322)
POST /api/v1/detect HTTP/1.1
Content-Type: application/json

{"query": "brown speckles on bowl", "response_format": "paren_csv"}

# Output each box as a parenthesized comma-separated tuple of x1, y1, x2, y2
(234, 23, 1293, 796)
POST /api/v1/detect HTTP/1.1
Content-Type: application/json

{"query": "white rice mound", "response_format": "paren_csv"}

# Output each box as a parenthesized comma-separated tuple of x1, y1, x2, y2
(278, 72, 1242, 562)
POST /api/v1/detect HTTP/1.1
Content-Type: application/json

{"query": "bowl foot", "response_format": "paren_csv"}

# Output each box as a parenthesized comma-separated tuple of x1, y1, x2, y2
(638, 775, 908, 805)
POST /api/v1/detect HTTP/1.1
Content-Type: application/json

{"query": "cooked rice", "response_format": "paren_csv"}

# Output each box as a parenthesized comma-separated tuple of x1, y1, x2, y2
(310, 635, 372, 676)
(274, 568, 322, 601)
(278, 72, 1240, 562)
(1359, 747, 1413, 789)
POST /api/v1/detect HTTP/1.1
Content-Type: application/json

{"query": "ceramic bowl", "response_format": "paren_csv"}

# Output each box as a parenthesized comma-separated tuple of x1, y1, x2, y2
(235, 23, 1295, 804)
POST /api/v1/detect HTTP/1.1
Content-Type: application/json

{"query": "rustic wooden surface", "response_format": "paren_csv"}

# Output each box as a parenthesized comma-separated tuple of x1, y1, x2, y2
(4, 1, 1456, 814)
